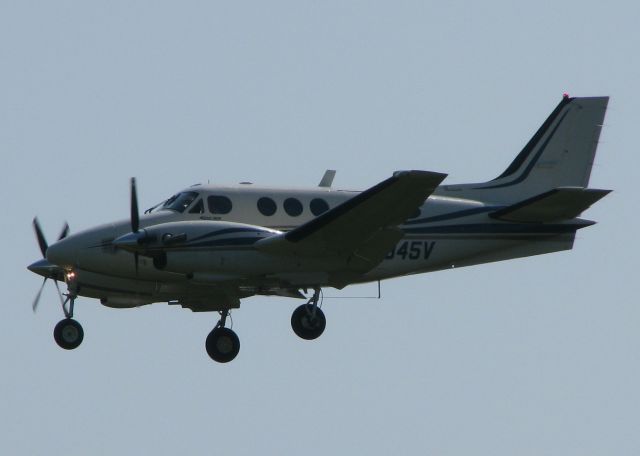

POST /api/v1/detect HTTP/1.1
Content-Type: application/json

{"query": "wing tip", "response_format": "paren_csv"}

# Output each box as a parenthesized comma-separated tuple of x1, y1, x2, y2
(392, 170, 448, 185)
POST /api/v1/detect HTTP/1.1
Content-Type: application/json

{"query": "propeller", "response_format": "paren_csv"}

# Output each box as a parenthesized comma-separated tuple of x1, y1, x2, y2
(131, 177, 139, 233)
(33, 217, 48, 258)
(59, 222, 69, 242)
(31, 218, 70, 312)
(32, 278, 47, 312)
(130, 178, 140, 273)
(118, 178, 166, 273)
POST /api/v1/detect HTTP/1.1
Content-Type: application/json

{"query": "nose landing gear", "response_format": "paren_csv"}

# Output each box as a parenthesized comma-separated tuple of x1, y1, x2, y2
(205, 309, 240, 363)
(53, 291, 84, 350)
(30, 218, 84, 351)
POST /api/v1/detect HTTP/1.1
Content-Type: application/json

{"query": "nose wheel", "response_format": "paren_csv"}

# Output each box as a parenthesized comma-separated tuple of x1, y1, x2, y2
(54, 292, 84, 350)
(53, 318, 84, 350)
(205, 310, 240, 363)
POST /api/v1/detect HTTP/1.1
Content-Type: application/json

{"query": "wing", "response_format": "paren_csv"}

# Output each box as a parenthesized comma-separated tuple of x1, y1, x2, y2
(257, 170, 447, 272)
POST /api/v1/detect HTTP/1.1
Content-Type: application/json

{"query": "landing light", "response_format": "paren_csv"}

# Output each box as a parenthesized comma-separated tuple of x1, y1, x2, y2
(65, 271, 76, 281)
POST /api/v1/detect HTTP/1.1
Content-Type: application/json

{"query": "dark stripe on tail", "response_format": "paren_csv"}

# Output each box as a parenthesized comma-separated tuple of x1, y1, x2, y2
(477, 110, 570, 189)
(492, 96, 572, 181)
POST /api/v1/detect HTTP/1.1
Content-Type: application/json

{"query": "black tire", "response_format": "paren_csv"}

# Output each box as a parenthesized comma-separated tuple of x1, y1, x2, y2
(53, 318, 84, 350)
(291, 304, 326, 340)
(205, 327, 240, 363)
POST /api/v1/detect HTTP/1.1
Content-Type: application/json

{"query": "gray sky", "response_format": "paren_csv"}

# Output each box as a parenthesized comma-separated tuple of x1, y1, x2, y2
(1, 1, 638, 455)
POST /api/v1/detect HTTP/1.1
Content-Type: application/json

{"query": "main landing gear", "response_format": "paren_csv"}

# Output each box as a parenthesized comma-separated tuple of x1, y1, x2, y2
(291, 288, 326, 340)
(54, 292, 84, 350)
(205, 309, 240, 363)
(204, 289, 327, 363)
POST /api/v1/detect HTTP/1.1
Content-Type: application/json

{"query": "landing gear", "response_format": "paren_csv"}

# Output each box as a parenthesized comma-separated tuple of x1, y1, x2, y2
(205, 309, 240, 363)
(53, 290, 84, 350)
(291, 288, 326, 340)
(53, 318, 84, 350)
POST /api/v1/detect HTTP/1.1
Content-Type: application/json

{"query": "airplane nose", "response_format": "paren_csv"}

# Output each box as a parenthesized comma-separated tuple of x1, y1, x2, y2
(46, 238, 76, 268)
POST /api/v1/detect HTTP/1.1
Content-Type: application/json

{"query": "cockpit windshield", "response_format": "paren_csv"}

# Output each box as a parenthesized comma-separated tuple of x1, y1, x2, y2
(146, 191, 199, 213)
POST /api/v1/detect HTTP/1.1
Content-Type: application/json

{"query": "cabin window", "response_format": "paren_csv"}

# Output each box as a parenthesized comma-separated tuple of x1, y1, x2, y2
(208, 195, 233, 214)
(310, 198, 329, 216)
(257, 197, 277, 216)
(188, 199, 205, 214)
(284, 198, 303, 217)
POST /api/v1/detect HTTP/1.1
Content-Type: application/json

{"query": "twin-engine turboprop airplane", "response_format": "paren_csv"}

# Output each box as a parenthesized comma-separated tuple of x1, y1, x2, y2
(28, 95, 611, 363)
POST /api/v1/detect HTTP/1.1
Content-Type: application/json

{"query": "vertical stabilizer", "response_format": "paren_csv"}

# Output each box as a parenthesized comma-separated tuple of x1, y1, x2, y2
(440, 96, 609, 203)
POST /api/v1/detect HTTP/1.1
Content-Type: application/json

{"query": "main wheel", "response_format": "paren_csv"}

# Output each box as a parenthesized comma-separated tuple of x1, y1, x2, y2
(291, 304, 326, 340)
(53, 318, 84, 350)
(205, 327, 240, 363)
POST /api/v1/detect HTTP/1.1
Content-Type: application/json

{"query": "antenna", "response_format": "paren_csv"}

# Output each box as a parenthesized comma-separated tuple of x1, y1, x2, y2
(318, 170, 336, 188)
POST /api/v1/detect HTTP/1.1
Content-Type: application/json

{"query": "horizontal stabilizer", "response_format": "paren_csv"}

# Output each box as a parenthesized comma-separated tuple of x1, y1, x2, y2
(490, 187, 611, 222)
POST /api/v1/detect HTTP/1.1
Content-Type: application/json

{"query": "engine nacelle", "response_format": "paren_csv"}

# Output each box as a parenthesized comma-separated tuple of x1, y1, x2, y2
(113, 220, 283, 274)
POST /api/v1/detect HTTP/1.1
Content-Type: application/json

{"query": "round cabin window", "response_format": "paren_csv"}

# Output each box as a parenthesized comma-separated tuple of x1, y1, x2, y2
(310, 198, 329, 216)
(284, 198, 303, 217)
(207, 195, 232, 214)
(257, 197, 277, 216)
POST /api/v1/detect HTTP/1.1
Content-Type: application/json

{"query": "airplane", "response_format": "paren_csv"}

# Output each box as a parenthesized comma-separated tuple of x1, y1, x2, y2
(28, 95, 610, 363)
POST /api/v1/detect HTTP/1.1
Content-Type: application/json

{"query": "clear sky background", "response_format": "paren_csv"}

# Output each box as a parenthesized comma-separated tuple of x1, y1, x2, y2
(1, 1, 637, 455)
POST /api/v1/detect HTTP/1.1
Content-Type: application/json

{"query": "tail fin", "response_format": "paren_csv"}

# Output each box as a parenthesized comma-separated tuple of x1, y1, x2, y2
(441, 96, 609, 203)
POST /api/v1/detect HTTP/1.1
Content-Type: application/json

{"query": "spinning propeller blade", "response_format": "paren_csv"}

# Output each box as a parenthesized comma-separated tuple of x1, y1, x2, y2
(32, 277, 47, 313)
(33, 217, 48, 257)
(58, 222, 70, 241)
(130, 178, 141, 273)
(131, 177, 139, 233)
(31, 219, 71, 313)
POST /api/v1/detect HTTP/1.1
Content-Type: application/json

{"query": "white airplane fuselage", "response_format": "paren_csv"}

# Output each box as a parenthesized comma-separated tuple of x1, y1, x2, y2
(42, 183, 585, 310)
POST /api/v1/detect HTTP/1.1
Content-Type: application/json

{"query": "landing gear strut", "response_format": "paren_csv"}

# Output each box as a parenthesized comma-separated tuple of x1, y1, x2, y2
(291, 288, 326, 340)
(205, 309, 240, 363)
(54, 293, 84, 350)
